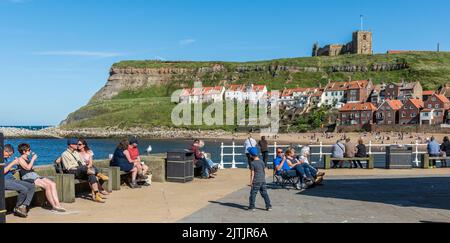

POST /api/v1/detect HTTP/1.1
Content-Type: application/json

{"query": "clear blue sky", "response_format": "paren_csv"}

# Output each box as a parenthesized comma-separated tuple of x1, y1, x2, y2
(1, 0, 449, 126)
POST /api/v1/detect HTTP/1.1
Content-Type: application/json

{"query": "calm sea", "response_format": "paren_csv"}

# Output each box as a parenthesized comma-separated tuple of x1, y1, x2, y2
(4, 138, 226, 167)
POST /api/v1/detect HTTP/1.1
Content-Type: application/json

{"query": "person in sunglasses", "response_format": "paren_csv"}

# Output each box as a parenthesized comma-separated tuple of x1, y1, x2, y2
(16, 143, 66, 212)
(77, 139, 110, 195)
(62, 139, 105, 203)
(3, 144, 35, 218)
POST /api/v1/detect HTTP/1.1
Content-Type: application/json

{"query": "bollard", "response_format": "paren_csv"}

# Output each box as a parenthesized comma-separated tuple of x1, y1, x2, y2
(324, 155, 331, 170)
(1, 133, 6, 223)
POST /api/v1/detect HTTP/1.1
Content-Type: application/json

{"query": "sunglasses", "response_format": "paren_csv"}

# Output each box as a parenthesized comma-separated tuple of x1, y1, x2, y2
(77, 143, 84, 146)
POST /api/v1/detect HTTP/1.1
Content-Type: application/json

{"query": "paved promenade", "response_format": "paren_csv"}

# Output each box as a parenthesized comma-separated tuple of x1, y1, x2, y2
(6, 169, 450, 223)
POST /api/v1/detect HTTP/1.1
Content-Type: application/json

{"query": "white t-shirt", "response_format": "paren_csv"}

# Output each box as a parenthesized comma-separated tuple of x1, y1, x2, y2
(244, 138, 257, 154)
(299, 156, 310, 165)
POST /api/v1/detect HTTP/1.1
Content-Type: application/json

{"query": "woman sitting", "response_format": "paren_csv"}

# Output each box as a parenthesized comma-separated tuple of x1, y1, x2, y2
(284, 149, 314, 190)
(17, 143, 66, 212)
(110, 139, 140, 189)
(78, 139, 110, 195)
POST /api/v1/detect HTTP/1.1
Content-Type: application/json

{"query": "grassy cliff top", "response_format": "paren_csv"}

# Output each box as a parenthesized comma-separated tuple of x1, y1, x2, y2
(112, 52, 450, 70)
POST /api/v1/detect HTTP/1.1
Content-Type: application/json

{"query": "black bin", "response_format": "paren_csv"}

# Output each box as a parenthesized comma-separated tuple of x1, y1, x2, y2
(386, 145, 413, 169)
(1, 133, 6, 223)
(166, 150, 195, 183)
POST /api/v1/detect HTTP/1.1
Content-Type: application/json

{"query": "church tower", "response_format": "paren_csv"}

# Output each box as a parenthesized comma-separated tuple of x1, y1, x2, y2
(352, 31, 372, 55)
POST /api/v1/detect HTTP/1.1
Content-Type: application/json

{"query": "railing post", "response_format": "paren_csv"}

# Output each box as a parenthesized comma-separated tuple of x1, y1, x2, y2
(413, 140, 420, 168)
(319, 142, 323, 164)
(273, 142, 278, 160)
(231, 141, 237, 169)
(219, 142, 225, 169)
(368, 140, 372, 155)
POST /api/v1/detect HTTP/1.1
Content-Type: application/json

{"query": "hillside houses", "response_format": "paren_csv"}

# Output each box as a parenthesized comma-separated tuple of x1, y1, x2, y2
(177, 80, 450, 127)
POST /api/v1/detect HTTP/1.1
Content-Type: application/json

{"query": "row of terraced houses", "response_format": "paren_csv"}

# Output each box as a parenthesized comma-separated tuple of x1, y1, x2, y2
(178, 82, 450, 126)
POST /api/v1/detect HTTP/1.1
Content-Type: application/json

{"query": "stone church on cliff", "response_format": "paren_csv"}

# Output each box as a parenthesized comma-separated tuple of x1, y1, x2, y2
(312, 30, 373, 57)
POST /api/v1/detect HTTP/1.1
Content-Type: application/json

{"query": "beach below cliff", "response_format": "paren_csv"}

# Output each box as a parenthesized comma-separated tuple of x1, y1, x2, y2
(1, 126, 448, 145)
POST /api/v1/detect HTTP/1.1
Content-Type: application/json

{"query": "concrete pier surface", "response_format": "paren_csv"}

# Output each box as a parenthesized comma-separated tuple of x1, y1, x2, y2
(6, 169, 450, 223)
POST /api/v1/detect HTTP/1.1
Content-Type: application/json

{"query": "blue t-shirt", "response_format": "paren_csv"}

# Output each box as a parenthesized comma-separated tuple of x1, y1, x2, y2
(3, 158, 17, 180)
(428, 141, 441, 155)
(274, 156, 290, 174)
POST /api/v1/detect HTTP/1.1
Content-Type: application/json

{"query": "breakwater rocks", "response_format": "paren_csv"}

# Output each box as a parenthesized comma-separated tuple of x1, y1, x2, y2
(0, 127, 230, 139)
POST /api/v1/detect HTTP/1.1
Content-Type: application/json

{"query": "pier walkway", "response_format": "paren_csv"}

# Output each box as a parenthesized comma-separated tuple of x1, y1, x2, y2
(6, 169, 450, 223)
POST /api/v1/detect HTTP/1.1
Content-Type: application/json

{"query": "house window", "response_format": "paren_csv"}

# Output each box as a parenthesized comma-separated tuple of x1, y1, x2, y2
(428, 104, 432, 109)
(411, 113, 416, 118)
(402, 112, 406, 118)
(435, 112, 441, 116)
(342, 114, 347, 118)
(432, 97, 437, 102)
(423, 113, 429, 117)
(355, 113, 360, 118)
(388, 113, 392, 118)
(436, 104, 440, 109)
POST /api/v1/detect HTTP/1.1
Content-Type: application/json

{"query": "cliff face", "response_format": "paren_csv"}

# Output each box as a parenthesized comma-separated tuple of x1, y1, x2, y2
(90, 59, 413, 103)
(91, 67, 191, 101)
(63, 52, 450, 128)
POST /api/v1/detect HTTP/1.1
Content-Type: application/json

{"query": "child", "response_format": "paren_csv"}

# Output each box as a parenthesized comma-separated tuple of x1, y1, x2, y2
(248, 147, 272, 212)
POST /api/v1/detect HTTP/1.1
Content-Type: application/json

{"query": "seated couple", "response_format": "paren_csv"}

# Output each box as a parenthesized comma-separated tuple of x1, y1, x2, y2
(61, 139, 110, 203)
(3, 143, 65, 218)
(274, 147, 325, 190)
(191, 139, 219, 179)
(110, 138, 151, 189)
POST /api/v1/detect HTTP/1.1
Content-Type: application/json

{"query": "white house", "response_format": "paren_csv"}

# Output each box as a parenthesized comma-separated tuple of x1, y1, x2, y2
(225, 84, 246, 102)
(280, 89, 295, 106)
(203, 86, 225, 103)
(246, 85, 268, 104)
(179, 88, 192, 104)
(319, 82, 347, 109)
(293, 88, 318, 108)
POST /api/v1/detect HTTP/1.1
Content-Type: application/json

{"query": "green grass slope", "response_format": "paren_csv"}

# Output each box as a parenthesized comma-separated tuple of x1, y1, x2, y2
(63, 52, 450, 129)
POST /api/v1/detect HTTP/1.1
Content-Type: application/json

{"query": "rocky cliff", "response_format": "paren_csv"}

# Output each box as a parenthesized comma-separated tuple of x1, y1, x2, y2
(64, 52, 450, 128)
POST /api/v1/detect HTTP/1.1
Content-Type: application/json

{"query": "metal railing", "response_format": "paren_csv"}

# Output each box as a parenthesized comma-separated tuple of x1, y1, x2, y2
(219, 141, 427, 169)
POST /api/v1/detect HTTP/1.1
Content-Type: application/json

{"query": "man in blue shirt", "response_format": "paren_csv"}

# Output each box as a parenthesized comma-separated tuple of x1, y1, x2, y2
(427, 137, 441, 169)
(3, 144, 35, 218)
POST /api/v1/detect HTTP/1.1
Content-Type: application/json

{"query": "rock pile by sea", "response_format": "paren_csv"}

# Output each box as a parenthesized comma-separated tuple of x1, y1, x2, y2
(0, 126, 230, 139)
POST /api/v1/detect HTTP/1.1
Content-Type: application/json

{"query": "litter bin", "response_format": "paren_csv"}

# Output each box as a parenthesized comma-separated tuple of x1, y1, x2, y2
(166, 150, 195, 183)
(386, 145, 413, 169)
(1, 133, 6, 223)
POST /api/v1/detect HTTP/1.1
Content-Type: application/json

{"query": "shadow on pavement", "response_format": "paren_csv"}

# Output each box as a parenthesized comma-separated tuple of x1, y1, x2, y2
(208, 201, 248, 210)
(299, 177, 450, 211)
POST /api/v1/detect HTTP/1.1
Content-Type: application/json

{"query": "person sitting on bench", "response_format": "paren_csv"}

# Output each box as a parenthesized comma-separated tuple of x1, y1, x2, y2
(440, 137, 450, 168)
(191, 139, 213, 179)
(199, 140, 219, 175)
(355, 139, 367, 169)
(62, 139, 106, 203)
(427, 137, 441, 169)
(3, 144, 35, 218)
(128, 138, 150, 186)
(110, 139, 141, 189)
(16, 143, 66, 212)
(77, 139, 110, 194)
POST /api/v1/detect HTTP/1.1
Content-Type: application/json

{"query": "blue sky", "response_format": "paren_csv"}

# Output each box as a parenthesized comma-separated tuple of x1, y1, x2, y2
(1, 0, 449, 125)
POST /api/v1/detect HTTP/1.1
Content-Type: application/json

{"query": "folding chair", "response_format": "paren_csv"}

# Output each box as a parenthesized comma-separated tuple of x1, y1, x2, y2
(273, 169, 300, 189)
